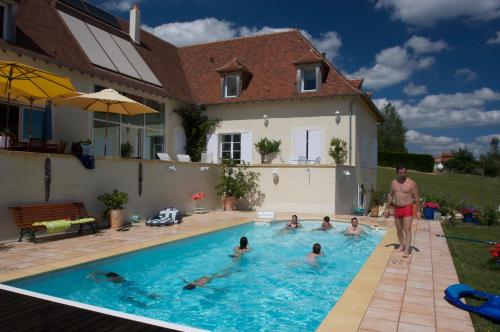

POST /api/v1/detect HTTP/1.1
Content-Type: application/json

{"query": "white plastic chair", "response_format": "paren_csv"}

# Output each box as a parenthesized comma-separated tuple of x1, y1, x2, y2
(297, 155, 307, 165)
(177, 154, 191, 162)
(157, 153, 172, 161)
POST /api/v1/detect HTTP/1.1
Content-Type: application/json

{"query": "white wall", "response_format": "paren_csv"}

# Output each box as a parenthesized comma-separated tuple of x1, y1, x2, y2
(0, 151, 221, 242)
(206, 98, 355, 165)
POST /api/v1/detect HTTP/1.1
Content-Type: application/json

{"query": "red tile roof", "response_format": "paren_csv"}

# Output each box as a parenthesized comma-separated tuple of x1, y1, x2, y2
(215, 57, 251, 75)
(179, 30, 367, 105)
(292, 48, 325, 65)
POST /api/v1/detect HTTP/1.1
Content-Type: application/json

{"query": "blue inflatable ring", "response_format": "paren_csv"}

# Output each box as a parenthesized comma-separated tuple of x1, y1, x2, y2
(444, 284, 500, 322)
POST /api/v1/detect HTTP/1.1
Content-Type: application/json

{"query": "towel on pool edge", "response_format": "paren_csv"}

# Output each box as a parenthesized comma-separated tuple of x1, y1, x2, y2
(33, 220, 72, 234)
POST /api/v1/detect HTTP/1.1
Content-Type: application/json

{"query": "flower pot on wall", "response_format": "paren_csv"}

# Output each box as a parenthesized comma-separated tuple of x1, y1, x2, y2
(223, 196, 236, 211)
(110, 209, 124, 229)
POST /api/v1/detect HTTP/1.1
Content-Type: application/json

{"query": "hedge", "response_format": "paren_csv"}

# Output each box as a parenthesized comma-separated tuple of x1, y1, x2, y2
(378, 151, 435, 173)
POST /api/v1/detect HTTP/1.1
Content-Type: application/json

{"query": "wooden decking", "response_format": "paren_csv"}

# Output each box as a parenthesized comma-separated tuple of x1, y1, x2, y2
(0, 288, 176, 331)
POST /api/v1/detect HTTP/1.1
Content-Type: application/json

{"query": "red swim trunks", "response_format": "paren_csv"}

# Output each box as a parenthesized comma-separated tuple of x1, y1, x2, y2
(394, 205, 413, 218)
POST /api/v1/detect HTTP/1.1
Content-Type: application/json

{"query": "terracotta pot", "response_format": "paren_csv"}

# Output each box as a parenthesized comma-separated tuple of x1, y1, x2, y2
(370, 206, 379, 217)
(109, 209, 124, 229)
(222, 196, 237, 211)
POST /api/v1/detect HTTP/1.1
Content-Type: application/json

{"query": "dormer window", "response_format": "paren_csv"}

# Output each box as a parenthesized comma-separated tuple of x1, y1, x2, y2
(293, 49, 328, 93)
(300, 66, 319, 92)
(224, 74, 240, 98)
(0, 4, 5, 39)
(215, 58, 252, 99)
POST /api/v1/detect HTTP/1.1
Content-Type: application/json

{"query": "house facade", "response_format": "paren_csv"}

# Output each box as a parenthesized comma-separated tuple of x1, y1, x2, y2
(0, 0, 382, 215)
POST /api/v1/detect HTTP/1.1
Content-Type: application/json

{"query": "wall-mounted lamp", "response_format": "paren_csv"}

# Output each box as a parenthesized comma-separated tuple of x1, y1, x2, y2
(169, 165, 177, 172)
(272, 168, 278, 175)
(335, 110, 341, 125)
(263, 114, 269, 127)
(200, 166, 210, 172)
(343, 170, 351, 176)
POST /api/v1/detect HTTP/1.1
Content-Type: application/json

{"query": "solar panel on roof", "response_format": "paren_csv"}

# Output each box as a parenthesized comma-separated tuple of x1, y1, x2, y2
(59, 0, 87, 12)
(59, 0, 120, 29)
(59, 11, 117, 70)
(84, 1, 120, 29)
(58, 10, 162, 86)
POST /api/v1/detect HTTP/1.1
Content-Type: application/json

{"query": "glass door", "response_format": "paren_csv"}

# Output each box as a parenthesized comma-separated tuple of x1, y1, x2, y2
(120, 124, 142, 158)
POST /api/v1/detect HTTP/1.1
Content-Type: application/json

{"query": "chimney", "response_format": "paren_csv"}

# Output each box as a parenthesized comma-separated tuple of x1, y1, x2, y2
(129, 4, 140, 44)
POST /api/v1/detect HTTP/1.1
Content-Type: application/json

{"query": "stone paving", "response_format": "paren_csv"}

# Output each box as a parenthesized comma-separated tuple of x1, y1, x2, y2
(0, 212, 473, 331)
(358, 219, 474, 332)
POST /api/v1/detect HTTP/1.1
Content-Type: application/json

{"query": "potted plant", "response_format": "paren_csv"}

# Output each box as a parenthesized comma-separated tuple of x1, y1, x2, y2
(255, 138, 281, 164)
(423, 201, 440, 220)
(328, 138, 347, 164)
(121, 142, 133, 158)
(215, 161, 260, 210)
(369, 188, 386, 217)
(98, 189, 129, 228)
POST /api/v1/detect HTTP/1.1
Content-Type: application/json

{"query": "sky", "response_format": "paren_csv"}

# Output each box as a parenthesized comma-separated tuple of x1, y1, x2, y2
(94, 0, 500, 157)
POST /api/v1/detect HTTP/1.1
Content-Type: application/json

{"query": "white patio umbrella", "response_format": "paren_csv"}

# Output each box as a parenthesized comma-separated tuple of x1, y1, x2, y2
(59, 88, 157, 156)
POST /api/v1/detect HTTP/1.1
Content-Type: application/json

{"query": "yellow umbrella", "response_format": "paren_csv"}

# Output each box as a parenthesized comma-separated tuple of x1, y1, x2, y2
(0, 61, 76, 146)
(60, 88, 158, 156)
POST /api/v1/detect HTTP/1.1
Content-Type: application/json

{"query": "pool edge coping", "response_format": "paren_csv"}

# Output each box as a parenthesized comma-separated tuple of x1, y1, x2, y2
(0, 219, 254, 283)
(316, 227, 397, 332)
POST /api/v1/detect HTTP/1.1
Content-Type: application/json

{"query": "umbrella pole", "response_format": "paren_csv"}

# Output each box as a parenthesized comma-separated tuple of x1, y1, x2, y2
(29, 99, 34, 139)
(104, 104, 109, 156)
(4, 90, 11, 149)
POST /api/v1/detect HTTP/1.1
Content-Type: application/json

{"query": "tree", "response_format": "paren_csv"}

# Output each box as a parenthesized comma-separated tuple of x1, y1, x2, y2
(377, 103, 407, 153)
(174, 106, 219, 162)
(444, 147, 477, 174)
(490, 137, 499, 154)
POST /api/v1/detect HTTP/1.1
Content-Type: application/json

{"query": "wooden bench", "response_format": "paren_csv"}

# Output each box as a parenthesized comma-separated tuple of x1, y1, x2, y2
(9, 202, 97, 242)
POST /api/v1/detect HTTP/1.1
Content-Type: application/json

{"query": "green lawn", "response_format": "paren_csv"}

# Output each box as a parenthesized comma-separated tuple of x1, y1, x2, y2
(377, 167, 500, 209)
(442, 224, 500, 332)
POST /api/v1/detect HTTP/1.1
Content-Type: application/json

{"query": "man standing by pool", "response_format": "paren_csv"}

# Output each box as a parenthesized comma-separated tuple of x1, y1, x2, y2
(384, 165, 421, 257)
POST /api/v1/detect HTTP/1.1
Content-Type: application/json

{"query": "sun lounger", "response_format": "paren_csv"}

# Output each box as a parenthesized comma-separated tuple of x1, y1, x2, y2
(177, 154, 191, 162)
(157, 153, 172, 161)
(9, 202, 97, 242)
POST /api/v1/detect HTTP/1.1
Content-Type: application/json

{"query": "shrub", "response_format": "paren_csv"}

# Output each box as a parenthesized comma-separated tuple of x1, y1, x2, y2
(98, 189, 129, 219)
(369, 188, 387, 208)
(255, 138, 281, 164)
(378, 151, 434, 172)
(120, 142, 133, 158)
(215, 161, 260, 200)
(478, 206, 500, 226)
(328, 138, 347, 164)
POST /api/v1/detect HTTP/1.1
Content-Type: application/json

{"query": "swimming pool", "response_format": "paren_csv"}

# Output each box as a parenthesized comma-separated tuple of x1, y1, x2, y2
(8, 221, 384, 332)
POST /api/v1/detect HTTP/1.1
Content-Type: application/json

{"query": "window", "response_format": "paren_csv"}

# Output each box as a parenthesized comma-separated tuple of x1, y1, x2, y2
(224, 75, 239, 98)
(92, 85, 165, 158)
(300, 67, 318, 92)
(220, 133, 241, 163)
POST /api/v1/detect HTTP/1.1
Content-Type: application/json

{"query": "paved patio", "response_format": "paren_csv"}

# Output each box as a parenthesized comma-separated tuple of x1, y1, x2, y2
(0, 212, 473, 331)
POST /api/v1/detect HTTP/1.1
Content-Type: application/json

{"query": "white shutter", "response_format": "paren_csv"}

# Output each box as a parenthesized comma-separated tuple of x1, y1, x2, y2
(241, 132, 253, 164)
(371, 139, 378, 169)
(293, 128, 307, 163)
(308, 129, 323, 163)
(206, 133, 218, 163)
(361, 136, 368, 168)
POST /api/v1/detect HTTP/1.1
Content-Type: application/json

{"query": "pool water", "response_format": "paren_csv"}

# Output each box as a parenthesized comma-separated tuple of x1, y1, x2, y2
(9, 221, 384, 332)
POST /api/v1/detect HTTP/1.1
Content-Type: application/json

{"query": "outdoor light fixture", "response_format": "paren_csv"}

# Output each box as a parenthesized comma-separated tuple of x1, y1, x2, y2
(343, 170, 351, 176)
(169, 165, 177, 172)
(272, 168, 278, 175)
(263, 114, 269, 127)
(200, 166, 210, 172)
(335, 110, 341, 124)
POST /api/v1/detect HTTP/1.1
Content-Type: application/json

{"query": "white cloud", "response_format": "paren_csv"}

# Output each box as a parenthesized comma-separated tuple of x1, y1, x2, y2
(373, 0, 500, 27)
(476, 133, 500, 144)
(101, 0, 142, 12)
(405, 130, 496, 156)
(143, 18, 342, 59)
(404, 82, 428, 96)
(487, 31, 500, 44)
(454, 68, 478, 83)
(373, 88, 500, 129)
(404, 35, 448, 53)
(348, 45, 435, 89)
